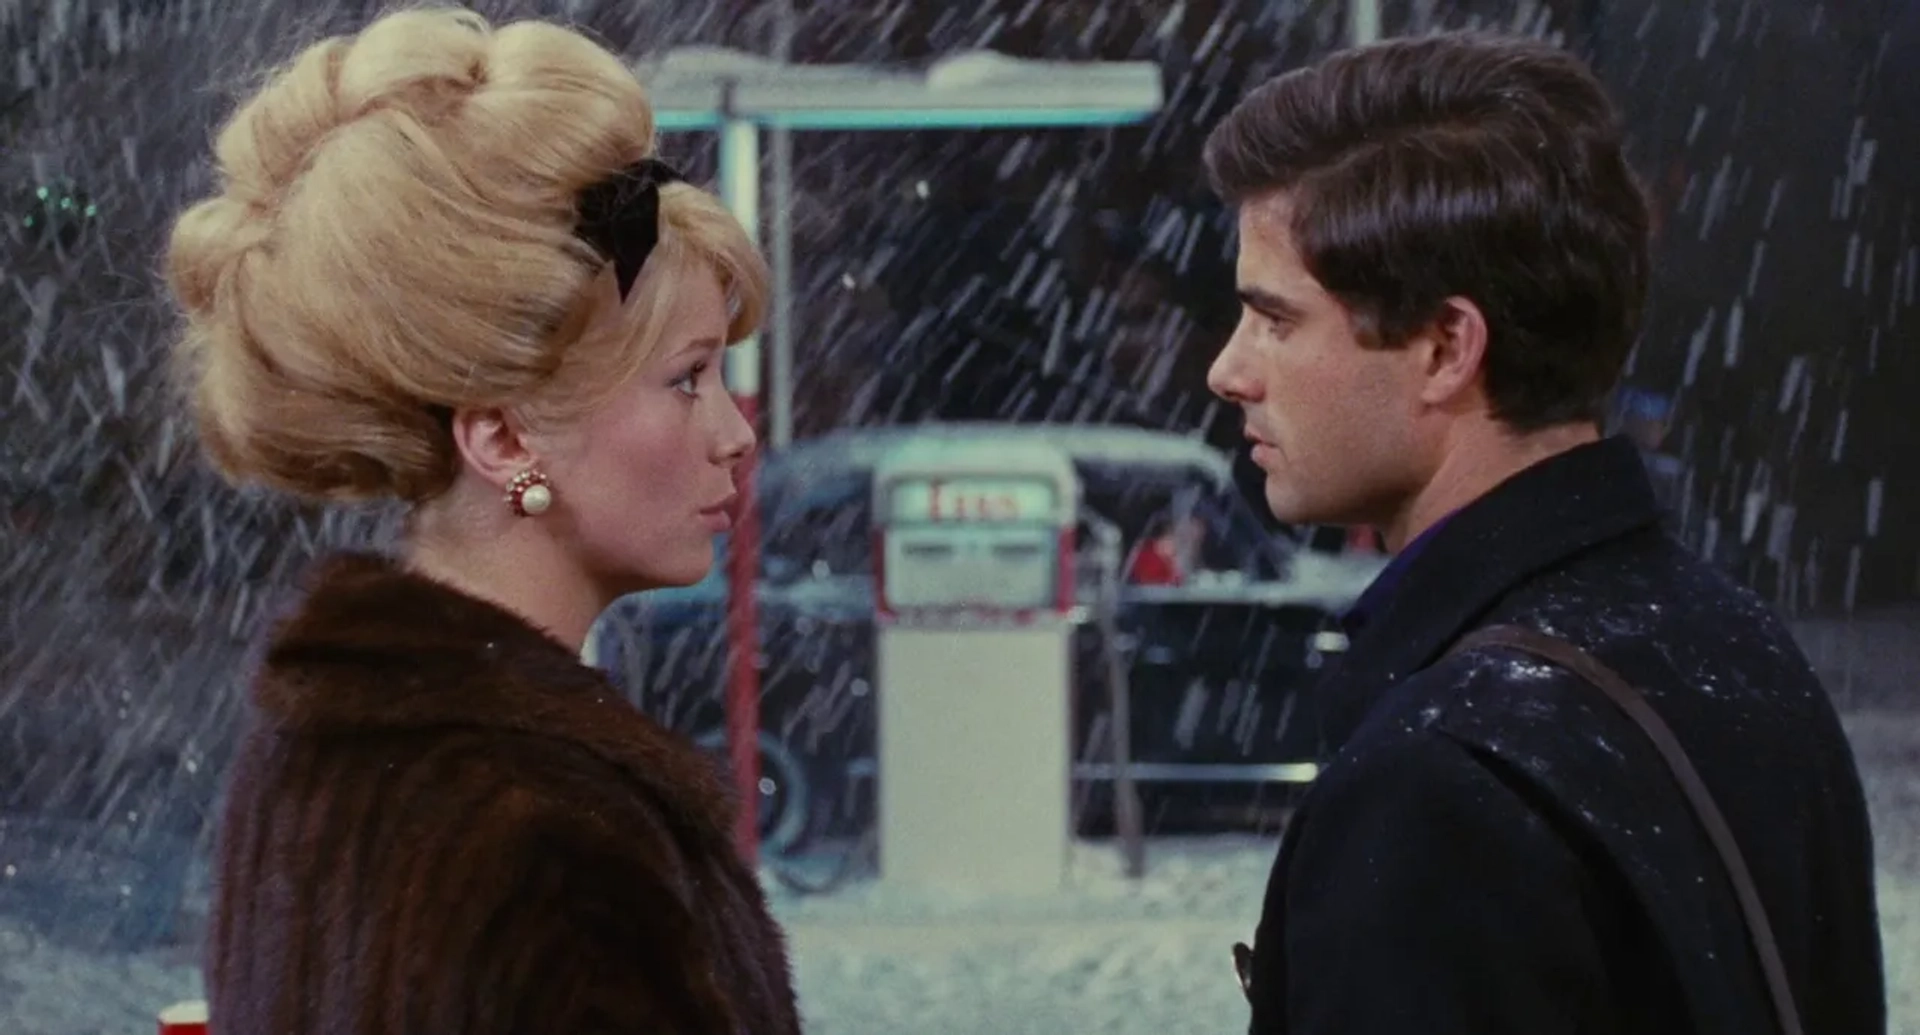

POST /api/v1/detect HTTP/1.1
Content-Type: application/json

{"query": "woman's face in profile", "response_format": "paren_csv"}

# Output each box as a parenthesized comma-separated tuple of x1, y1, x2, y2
(543, 269, 756, 592)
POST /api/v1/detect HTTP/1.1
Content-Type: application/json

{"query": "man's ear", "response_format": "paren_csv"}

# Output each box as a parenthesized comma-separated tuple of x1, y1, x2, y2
(1416, 295, 1491, 409)
(448, 406, 538, 492)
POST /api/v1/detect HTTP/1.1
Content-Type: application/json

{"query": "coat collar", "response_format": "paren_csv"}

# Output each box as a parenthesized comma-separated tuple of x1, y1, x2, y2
(256, 551, 736, 840)
(1318, 435, 1665, 750)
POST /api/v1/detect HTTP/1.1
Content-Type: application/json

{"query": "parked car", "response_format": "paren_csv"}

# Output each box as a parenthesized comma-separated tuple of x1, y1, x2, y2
(588, 423, 1385, 852)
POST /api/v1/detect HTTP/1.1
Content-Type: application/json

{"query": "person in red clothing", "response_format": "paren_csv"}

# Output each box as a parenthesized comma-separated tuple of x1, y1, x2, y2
(1128, 513, 1206, 586)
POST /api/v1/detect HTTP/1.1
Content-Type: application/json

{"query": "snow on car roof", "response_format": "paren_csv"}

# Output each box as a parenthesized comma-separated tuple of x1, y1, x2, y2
(765, 423, 1234, 489)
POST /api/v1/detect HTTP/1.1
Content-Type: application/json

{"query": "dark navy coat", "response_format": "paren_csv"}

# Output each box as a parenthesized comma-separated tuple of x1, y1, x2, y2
(1244, 436, 1884, 1034)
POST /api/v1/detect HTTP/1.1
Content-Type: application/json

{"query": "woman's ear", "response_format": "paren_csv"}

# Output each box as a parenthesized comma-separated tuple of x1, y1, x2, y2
(448, 406, 539, 491)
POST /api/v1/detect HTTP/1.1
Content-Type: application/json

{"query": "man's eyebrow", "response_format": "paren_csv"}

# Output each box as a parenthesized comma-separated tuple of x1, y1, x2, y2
(1237, 286, 1305, 321)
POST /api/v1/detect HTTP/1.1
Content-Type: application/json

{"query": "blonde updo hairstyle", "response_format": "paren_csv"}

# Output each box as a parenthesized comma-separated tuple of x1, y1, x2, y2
(165, 7, 767, 505)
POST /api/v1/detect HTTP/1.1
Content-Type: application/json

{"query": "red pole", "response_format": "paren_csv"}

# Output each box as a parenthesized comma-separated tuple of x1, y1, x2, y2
(726, 392, 763, 863)
(718, 115, 765, 866)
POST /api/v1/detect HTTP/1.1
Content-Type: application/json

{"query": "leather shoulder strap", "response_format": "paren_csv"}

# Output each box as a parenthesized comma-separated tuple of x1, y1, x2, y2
(1447, 624, 1804, 1035)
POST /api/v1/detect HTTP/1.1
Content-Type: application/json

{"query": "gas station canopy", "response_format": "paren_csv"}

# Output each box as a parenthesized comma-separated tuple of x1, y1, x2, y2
(639, 46, 1166, 131)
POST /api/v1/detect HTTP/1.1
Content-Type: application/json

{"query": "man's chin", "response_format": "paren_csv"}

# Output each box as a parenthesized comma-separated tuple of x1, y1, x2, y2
(1262, 483, 1325, 526)
(1263, 484, 1367, 530)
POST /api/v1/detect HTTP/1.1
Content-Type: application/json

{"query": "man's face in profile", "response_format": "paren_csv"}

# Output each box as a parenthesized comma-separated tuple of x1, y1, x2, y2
(1207, 195, 1428, 528)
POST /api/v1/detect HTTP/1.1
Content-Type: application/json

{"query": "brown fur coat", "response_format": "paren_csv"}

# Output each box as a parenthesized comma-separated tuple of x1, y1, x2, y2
(205, 552, 801, 1035)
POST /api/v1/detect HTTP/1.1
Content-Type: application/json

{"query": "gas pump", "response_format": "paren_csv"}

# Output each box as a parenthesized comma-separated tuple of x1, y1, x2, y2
(871, 437, 1081, 895)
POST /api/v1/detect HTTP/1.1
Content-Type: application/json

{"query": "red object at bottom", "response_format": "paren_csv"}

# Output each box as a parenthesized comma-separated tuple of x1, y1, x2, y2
(725, 392, 763, 864)
(158, 1001, 208, 1034)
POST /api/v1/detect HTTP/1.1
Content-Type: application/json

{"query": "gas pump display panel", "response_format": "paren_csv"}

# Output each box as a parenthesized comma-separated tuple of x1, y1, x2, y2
(881, 476, 1067, 613)
(886, 478, 1060, 524)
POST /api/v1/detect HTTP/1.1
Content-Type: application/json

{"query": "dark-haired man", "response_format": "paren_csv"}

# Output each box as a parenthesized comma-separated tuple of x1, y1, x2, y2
(1204, 32, 1883, 1035)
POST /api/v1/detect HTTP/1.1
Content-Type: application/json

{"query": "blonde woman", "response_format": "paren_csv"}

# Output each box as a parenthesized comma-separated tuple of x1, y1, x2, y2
(164, 9, 800, 1032)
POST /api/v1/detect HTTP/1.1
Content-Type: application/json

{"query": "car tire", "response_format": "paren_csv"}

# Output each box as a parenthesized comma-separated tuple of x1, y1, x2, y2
(693, 729, 815, 858)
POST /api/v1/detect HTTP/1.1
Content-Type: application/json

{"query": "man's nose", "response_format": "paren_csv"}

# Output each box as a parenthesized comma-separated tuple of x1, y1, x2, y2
(1207, 324, 1258, 403)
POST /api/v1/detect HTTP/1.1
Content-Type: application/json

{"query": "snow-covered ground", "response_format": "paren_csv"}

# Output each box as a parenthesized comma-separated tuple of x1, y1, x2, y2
(4, 709, 1917, 1034)
(769, 835, 1275, 1034)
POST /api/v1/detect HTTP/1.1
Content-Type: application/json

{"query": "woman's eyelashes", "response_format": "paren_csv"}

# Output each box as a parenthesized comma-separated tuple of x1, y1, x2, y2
(671, 360, 709, 398)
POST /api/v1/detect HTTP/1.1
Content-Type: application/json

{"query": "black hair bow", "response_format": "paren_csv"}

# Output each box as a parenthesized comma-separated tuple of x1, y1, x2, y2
(574, 157, 687, 300)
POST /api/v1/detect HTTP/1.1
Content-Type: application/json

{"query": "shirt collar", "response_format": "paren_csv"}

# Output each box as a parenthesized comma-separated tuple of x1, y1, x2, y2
(1341, 512, 1456, 635)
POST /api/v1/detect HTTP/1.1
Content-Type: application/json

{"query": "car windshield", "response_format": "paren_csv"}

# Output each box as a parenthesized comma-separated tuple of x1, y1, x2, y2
(761, 499, 872, 583)
(1078, 466, 1286, 582)
(744, 446, 1290, 587)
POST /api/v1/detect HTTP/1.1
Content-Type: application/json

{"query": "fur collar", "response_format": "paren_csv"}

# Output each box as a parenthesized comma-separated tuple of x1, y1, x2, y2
(254, 551, 737, 841)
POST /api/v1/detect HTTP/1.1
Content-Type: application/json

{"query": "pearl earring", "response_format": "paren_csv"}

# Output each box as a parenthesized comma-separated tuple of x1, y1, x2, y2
(506, 468, 555, 517)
